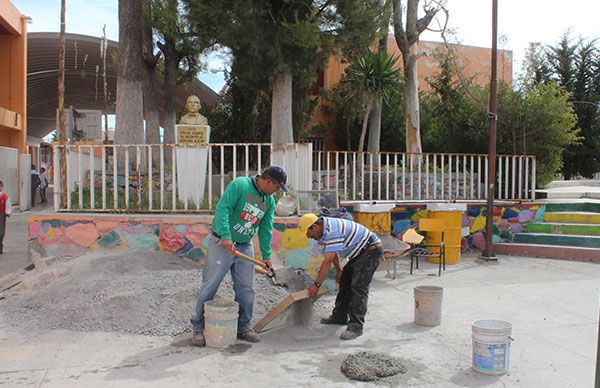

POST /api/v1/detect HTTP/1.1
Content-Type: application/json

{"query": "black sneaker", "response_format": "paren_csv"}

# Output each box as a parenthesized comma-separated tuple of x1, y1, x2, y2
(340, 329, 363, 340)
(237, 330, 260, 343)
(320, 315, 347, 325)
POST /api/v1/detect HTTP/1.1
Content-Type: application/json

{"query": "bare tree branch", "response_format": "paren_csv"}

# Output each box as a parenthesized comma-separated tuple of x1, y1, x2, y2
(392, 0, 408, 53)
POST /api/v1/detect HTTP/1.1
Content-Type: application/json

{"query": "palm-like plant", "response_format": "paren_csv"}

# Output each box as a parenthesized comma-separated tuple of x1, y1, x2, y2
(343, 51, 402, 152)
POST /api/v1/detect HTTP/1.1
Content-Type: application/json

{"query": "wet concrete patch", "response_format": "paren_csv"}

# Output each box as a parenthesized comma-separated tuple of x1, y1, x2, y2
(340, 351, 408, 381)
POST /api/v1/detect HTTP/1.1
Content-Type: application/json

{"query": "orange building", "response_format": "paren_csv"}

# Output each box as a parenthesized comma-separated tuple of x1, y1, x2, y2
(0, 0, 28, 154)
(311, 36, 512, 149)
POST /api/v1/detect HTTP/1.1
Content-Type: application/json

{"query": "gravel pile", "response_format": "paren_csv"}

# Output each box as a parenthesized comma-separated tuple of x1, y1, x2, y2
(0, 250, 327, 336)
(341, 351, 408, 382)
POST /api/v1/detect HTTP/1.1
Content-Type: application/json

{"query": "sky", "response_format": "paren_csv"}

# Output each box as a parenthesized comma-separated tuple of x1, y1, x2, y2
(13, 0, 600, 93)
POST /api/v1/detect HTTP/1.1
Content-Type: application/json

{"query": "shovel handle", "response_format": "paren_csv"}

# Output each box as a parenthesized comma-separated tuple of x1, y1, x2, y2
(232, 250, 267, 269)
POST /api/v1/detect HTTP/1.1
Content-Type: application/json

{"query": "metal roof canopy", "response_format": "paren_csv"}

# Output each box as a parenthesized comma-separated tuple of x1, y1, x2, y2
(27, 32, 220, 139)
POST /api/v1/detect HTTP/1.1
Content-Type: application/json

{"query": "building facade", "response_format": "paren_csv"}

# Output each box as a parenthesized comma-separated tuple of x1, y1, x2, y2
(0, 0, 28, 153)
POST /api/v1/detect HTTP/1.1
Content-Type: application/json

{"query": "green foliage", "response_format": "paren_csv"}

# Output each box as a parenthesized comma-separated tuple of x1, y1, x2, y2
(419, 49, 578, 186)
(183, 0, 389, 141)
(339, 51, 402, 151)
(150, 0, 203, 80)
(522, 32, 600, 178)
(342, 51, 403, 108)
(205, 84, 271, 144)
(504, 82, 579, 185)
(421, 51, 487, 153)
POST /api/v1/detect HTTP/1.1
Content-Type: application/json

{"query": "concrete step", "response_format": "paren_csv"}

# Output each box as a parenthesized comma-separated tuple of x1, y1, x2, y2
(545, 202, 600, 213)
(544, 211, 600, 224)
(526, 222, 600, 236)
(513, 232, 600, 248)
(493, 243, 600, 262)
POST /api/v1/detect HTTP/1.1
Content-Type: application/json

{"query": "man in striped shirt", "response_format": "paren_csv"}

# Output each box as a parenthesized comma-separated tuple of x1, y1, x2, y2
(298, 213, 382, 340)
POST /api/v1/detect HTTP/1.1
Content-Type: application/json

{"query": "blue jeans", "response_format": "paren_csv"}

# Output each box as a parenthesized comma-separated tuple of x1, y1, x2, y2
(190, 235, 255, 333)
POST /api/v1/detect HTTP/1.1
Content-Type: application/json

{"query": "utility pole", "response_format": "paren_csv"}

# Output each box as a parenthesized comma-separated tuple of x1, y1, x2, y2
(102, 25, 109, 145)
(481, 0, 498, 260)
(58, 0, 67, 208)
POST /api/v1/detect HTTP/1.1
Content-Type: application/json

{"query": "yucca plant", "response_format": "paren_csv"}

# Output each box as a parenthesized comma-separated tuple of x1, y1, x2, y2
(343, 51, 402, 152)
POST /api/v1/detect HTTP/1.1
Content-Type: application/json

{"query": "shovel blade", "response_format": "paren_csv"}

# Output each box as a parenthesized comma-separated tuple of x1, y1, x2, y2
(271, 267, 305, 290)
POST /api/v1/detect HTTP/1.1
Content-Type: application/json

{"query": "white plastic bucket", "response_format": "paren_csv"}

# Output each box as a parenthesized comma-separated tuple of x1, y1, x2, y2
(472, 319, 512, 375)
(204, 300, 239, 349)
(413, 286, 443, 326)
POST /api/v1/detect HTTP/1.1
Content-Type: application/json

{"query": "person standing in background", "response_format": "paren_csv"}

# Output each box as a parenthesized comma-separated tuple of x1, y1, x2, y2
(0, 181, 12, 254)
(39, 167, 48, 204)
(31, 165, 40, 208)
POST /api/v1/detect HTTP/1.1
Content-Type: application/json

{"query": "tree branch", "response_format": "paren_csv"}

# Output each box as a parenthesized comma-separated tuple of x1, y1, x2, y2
(392, 0, 408, 53)
(415, 4, 440, 35)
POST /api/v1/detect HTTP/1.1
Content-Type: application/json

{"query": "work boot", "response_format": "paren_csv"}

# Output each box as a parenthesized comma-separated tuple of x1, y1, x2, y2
(339, 328, 363, 340)
(191, 331, 205, 347)
(237, 329, 261, 343)
(320, 315, 347, 325)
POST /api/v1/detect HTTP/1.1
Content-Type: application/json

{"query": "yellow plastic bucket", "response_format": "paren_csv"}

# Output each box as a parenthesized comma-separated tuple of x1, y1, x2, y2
(425, 204, 466, 264)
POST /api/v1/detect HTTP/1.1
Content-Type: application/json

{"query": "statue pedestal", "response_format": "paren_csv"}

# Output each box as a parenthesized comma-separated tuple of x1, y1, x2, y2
(175, 125, 211, 207)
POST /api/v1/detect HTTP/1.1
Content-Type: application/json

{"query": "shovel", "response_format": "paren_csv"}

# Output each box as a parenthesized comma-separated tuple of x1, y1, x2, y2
(232, 250, 302, 288)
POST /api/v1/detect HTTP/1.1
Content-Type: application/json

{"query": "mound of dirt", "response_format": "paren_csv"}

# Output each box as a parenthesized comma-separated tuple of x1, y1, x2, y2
(0, 250, 328, 337)
(341, 351, 408, 381)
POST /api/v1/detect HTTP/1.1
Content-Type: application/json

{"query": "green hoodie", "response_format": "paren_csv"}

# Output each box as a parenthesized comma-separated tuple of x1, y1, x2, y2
(212, 176, 275, 260)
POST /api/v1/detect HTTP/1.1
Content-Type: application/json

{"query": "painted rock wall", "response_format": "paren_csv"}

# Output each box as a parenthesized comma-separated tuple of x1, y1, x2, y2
(28, 215, 338, 290)
(384, 203, 544, 251)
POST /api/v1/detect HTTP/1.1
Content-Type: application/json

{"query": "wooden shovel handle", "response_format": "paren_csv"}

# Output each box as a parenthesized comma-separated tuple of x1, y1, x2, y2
(232, 250, 267, 269)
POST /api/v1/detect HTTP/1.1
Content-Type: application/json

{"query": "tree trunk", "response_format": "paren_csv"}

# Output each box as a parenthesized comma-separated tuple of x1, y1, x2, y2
(271, 69, 294, 150)
(58, 0, 67, 208)
(404, 43, 422, 154)
(367, 96, 383, 152)
(367, 35, 388, 153)
(115, 0, 144, 146)
(142, 0, 161, 150)
(358, 96, 374, 152)
(346, 116, 351, 151)
(162, 38, 178, 146)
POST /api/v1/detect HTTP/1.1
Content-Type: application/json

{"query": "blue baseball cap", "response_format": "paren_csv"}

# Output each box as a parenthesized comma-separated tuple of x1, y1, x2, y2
(264, 165, 288, 192)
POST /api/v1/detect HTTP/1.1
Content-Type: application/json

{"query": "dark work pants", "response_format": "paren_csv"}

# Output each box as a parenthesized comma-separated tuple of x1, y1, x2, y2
(0, 214, 6, 251)
(331, 246, 382, 331)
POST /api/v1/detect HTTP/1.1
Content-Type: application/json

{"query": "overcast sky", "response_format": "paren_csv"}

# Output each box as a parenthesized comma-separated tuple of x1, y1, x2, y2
(13, 0, 600, 92)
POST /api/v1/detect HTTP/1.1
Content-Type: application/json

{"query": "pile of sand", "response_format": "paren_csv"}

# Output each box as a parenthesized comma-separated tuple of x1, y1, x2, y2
(341, 351, 408, 381)
(0, 250, 328, 337)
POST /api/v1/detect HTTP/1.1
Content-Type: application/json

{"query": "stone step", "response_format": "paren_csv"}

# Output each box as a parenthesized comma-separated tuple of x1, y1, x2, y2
(545, 202, 600, 213)
(526, 222, 600, 236)
(544, 211, 600, 224)
(493, 243, 600, 262)
(513, 233, 600, 248)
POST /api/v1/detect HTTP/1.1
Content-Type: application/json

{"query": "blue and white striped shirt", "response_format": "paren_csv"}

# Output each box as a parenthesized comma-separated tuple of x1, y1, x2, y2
(318, 217, 380, 260)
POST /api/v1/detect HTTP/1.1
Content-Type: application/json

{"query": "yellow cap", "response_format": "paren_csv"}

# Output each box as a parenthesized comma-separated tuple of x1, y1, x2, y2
(298, 213, 319, 234)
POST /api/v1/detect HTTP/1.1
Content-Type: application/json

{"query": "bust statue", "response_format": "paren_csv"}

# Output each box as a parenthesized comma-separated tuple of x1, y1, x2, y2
(179, 95, 208, 125)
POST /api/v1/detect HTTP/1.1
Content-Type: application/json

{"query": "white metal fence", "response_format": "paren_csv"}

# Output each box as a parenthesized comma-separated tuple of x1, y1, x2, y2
(313, 151, 536, 202)
(53, 144, 536, 213)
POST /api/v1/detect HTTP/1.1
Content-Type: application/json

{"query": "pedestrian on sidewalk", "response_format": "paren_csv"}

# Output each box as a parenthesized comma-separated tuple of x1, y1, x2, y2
(190, 166, 288, 347)
(31, 165, 40, 208)
(0, 181, 13, 254)
(298, 214, 383, 340)
(39, 167, 48, 204)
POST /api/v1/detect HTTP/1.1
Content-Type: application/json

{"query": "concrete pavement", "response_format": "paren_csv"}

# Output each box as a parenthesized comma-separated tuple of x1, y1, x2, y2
(1, 251, 598, 387)
(0, 211, 30, 278)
